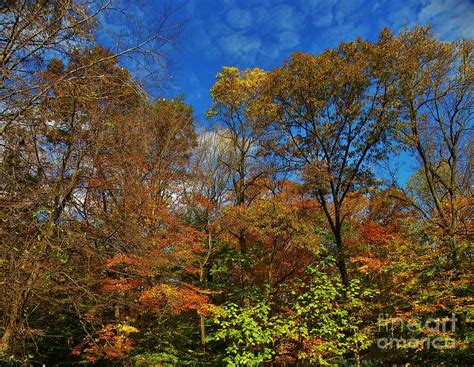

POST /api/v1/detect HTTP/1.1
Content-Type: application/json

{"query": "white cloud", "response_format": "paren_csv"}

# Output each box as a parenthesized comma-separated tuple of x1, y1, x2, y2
(418, 0, 474, 39)
(268, 4, 301, 31)
(209, 3, 305, 65)
(261, 43, 284, 60)
(278, 31, 300, 48)
(298, 0, 338, 13)
(226, 8, 253, 30)
(219, 34, 262, 64)
(380, 0, 473, 39)
(194, 0, 472, 68)
(334, 0, 363, 25)
(312, 12, 333, 28)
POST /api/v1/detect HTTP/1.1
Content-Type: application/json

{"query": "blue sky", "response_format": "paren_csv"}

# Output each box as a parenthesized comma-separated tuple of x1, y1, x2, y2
(101, 0, 471, 185)
(171, 0, 473, 124)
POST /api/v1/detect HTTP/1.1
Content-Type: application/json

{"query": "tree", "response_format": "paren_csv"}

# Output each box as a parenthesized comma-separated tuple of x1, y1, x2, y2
(0, 44, 199, 361)
(0, 46, 143, 356)
(0, 0, 183, 135)
(0, 0, 188, 359)
(185, 129, 235, 352)
(1, 21, 472, 366)
(212, 259, 376, 366)
(207, 67, 279, 254)
(206, 66, 286, 318)
(70, 95, 203, 363)
(394, 26, 473, 264)
(263, 29, 399, 286)
(217, 180, 320, 297)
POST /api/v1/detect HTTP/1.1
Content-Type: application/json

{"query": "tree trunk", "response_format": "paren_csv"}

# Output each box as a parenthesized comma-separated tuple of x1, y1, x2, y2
(354, 349, 361, 367)
(0, 320, 15, 355)
(199, 227, 212, 354)
(199, 314, 206, 352)
(0, 268, 37, 354)
(199, 264, 207, 353)
(335, 230, 348, 288)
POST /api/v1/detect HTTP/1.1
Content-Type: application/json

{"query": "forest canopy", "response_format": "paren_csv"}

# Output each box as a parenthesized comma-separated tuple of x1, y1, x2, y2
(0, 0, 473, 366)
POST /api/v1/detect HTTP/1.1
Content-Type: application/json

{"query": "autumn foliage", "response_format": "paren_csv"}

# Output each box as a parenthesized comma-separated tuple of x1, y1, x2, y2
(0, 2, 472, 365)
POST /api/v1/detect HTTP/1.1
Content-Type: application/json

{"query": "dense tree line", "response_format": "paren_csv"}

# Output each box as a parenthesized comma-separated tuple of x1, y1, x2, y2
(1, 1, 472, 366)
